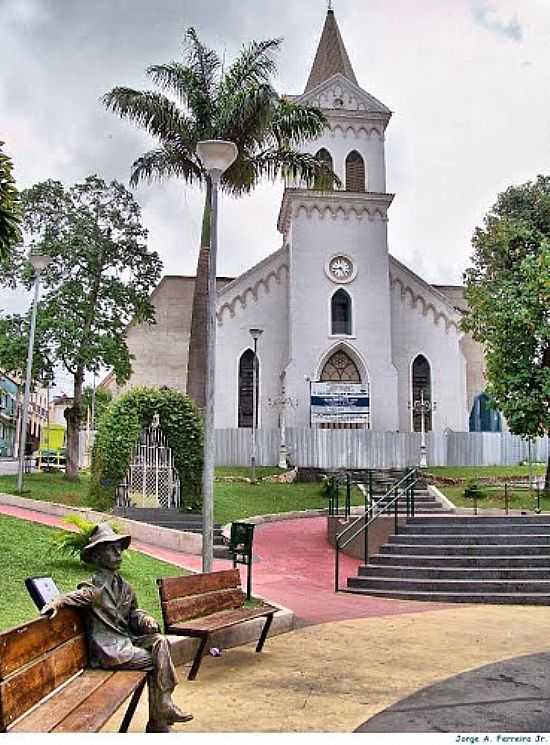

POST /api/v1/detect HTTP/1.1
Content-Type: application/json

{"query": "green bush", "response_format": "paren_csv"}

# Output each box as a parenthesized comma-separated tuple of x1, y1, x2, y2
(89, 386, 203, 511)
(50, 514, 122, 564)
(463, 480, 488, 500)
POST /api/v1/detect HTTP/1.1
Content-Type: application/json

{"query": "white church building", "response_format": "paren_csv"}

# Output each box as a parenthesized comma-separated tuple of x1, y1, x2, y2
(104, 8, 496, 437)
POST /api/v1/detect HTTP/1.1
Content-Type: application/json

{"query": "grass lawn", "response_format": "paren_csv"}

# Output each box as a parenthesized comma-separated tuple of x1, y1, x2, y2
(439, 485, 549, 511)
(215, 466, 289, 478)
(0, 470, 342, 523)
(0, 513, 186, 631)
(426, 465, 546, 481)
(0, 471, 91, 505)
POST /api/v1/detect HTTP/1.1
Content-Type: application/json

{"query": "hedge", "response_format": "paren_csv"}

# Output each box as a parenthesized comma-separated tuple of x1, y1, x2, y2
(89, 386, 203, 511)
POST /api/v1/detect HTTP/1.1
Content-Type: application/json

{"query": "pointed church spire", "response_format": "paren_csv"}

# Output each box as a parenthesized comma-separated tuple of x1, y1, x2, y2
(304, 6, 358, 93)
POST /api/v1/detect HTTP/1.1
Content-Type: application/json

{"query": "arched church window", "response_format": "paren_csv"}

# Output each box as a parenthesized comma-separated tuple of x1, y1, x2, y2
(411, 354, 432, 432)
(331, 289, 352, 335)
(321, 350, 360, 382)
(314, 148, 334, 190)
(238, 349, 259, 428)
(345, 150, 365, 192)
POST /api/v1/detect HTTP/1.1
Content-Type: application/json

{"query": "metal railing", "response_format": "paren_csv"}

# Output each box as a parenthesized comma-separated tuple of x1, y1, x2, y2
(468, 481, 548, 515)
(326, 471, 374, 518)
(334, 468, 417, 592)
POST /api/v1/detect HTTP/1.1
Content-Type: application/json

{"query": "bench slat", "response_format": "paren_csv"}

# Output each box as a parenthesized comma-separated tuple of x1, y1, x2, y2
(52, 671, 147, 733)
(9, 670, 114, 733)
(167, 605, 277, 634)
(0, 608, 83, 679)
(163, 588, 244, 626)
(158, 568, 240, 602)
(0, 634, 87, 728)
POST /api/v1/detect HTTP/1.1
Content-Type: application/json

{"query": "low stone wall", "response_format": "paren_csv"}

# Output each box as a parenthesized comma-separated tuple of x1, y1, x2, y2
(326, 514, 406, 560)
(0, 492, 202, 555)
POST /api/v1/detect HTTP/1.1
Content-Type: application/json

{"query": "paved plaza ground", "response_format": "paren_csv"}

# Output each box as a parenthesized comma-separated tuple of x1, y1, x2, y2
(2, 500, 550, 732)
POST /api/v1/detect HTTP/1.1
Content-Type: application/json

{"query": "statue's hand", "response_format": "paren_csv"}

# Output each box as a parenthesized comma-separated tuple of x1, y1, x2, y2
(141, 615, 160, 634)
(41, 597, 63, 619)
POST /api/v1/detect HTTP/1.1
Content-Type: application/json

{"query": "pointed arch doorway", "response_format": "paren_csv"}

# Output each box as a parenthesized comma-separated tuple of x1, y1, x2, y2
(313, 348, 370, 429)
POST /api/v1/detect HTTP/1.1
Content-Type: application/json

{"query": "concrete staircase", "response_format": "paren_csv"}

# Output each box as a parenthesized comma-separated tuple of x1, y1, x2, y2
(112, 507, 226, 546)
(346, 515, 550, 604)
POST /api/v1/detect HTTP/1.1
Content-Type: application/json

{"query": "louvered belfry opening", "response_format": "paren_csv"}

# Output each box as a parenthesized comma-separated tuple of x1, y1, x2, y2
(331, 289, 352, 335)
(238, 349, 258, 428)
(314, 148, 334, 190)
(412, 354, 432, 432)
(345, 150, 365, 192)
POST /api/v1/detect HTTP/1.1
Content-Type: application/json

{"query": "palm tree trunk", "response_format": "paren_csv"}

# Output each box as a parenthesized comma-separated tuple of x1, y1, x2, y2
(186, 179, 212, 411)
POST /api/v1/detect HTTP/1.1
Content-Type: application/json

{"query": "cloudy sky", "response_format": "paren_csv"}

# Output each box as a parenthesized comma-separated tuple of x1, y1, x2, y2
(1, 0, 549, 315)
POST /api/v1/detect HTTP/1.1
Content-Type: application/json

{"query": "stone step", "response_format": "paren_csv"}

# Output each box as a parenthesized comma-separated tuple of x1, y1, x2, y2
(358, 565, 550, 580)
(389, 533, 550, 545)
(408, 515, 550, 525)
(371, 553, 550, 568)
(398, 524, 550, 535)
(382, 543, 550, 556)
(341, 587, 550, 605)
(347, 576, 550, 593)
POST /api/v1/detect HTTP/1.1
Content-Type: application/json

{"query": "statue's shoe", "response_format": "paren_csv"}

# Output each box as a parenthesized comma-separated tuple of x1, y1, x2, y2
(158, 702, 194, 724)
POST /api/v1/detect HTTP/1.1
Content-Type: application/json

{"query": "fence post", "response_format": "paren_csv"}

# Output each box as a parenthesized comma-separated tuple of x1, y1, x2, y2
(346, 473, 351, 518)
(504, 482, 509, 515)
(394, 487, 399, 534)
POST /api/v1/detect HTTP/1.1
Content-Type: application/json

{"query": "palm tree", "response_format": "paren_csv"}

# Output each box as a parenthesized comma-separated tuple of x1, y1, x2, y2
(103, 28, 336, 409)
(0, 141, 21, 264)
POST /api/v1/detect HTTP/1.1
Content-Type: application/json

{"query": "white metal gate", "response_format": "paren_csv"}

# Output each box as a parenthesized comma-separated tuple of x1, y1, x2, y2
(117, 415, 181, 508)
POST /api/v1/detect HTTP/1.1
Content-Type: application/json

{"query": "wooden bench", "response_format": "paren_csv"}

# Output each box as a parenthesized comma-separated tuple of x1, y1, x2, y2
(0, 608, 147, 733)
(157, 568, 277, 681)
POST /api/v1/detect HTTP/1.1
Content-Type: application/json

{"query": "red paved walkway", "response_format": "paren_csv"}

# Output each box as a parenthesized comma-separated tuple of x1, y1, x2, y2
(0, 504, 448, 625)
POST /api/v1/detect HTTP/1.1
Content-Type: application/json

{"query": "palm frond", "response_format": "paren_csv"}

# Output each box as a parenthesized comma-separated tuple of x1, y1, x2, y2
(129, 146, 202, 187)
(184, 28, 220, 130)
(271, 99, 330, 147)
(216, 84, 278, 147)
(102, 87, 197, 144)
(221, 38, 281, 95)
(242, 149, 341, 191)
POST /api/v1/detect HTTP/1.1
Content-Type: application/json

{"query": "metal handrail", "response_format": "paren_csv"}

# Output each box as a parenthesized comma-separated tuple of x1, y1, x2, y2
(335, 468, 417, 592)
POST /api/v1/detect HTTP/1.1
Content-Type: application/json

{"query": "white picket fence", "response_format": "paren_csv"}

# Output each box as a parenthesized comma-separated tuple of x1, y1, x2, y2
(215, 429, 549, 469)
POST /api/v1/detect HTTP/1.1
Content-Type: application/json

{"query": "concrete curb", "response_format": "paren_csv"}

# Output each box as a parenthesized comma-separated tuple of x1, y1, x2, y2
(0, 492, 202, 555)
(428, 484, 456, 512)
(221, 508, 326, 540)
(167, 604, 295, 667)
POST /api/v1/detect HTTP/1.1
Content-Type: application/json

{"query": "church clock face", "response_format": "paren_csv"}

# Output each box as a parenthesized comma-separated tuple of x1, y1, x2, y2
(326, 254, 357, 284)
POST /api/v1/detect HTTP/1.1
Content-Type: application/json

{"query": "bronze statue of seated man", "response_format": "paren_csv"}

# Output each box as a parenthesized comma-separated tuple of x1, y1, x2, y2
(42, 522, 193, 733)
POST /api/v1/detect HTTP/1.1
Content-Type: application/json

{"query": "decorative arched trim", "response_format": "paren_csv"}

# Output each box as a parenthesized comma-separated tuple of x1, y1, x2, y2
(315, 341, 368, 385)
(217, 263, 289, 324)
(390, 275, 460, 334)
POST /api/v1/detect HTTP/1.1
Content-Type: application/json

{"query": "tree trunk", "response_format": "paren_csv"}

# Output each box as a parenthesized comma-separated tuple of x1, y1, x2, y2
(64, 371, 84, 482)
(186, 180, 212, 411)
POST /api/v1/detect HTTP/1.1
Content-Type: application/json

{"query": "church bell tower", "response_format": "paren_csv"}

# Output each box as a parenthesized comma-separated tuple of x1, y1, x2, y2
(279, 6, 399, 431)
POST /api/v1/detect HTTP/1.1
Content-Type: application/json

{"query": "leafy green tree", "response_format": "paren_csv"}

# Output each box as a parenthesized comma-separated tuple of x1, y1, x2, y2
(463, 175, 550, 488)
(82, 385, 112, 428)
(0, 141, 22, 263)
(103, 28, 336, 410)
(0, 176, 162, 481)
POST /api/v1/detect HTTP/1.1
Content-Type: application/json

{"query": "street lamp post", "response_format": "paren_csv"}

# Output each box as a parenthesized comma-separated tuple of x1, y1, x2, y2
(408, 389, 436, 468)
(268, 373, 298, 469)
(196, 140, 238, 573)
(17, 251, 52, 494)
(249, 328, 263, 482)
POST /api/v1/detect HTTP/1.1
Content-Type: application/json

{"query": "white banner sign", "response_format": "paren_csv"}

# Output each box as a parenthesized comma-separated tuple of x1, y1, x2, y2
(310, 382, 370, 425)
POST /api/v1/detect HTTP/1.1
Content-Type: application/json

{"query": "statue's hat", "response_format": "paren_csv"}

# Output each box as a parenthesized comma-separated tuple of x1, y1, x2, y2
(80, 522, 131, 563)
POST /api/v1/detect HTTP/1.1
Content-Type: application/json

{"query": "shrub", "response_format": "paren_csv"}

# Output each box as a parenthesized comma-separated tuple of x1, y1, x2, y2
(89, 386, 203, 511)
(463, 480, 488, 500)
(50, 515, 121, 564)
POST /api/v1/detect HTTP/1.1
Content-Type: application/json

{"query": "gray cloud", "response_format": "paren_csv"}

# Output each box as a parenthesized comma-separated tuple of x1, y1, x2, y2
(471, 1, 523, 42)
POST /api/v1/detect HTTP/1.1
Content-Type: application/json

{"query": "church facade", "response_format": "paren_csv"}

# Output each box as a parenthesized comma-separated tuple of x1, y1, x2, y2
(104, 9, 492, 435)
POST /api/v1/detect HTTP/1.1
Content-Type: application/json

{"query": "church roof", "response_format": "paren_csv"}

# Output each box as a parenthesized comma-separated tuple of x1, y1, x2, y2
(304, 8, 358, 93)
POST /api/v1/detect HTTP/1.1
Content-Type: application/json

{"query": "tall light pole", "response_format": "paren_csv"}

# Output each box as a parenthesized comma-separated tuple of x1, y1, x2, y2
(17, 251, 52, 494)
(409, 389, 436, 468)
(268, 372, 298, 469)
(249, 328, 263, 481)
(196, 140, 238, 572)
